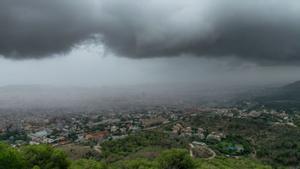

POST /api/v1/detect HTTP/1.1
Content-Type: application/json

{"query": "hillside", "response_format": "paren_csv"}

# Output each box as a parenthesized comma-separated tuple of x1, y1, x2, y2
(254, 81, 300, 110)
(282, 80, 300, 90)
(0, 142, 272, 169)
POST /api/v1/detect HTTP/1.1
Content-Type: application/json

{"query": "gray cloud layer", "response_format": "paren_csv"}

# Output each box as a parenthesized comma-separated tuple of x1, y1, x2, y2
(0, 0, 300, 65)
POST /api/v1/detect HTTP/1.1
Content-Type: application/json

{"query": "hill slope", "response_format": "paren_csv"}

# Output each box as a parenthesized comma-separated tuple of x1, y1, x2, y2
(255, 80, 300, 110)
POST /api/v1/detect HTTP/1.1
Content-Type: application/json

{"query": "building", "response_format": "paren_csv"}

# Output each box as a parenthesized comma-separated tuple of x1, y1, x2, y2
(29, 130, 48, 143)
(206, 132, 225, 143)
(85, 131, 109, 142)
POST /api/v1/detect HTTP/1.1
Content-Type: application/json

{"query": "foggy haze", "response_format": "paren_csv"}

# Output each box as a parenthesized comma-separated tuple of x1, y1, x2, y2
(0, 45, 300, 87)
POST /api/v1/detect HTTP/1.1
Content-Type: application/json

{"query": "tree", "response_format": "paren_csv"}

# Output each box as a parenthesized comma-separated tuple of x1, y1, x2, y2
(69, 159, 106, 169)
(157, 149, 195, 169)
(118, 158, 158, 169)
(68, 131, 78, 142)
(0, 142, 26, 169)
(21, 144, 70, 169)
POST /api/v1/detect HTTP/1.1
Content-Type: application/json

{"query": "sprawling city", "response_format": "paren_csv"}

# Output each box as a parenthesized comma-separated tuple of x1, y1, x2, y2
(1, 84, 300, 169)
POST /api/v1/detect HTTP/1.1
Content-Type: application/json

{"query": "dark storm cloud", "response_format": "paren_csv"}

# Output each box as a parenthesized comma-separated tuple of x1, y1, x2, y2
(0, 0, 100, 59)
(0, 0, 300, 65)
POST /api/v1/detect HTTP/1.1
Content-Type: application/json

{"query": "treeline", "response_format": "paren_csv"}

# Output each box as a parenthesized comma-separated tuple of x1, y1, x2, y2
(0, 142, 272, 169)
(0, 143, 194, 169)
(0, 143, 69, 169)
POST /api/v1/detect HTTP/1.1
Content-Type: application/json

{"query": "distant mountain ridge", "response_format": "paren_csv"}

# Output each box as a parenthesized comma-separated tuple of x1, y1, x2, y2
(282, 80, 300, 90)
(254, 80, 300, 110)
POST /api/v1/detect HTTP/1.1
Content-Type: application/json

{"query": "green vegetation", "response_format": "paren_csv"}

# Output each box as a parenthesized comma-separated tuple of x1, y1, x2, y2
(0, 143, 70, 169)
(69, 159, 106, 169)
(256, 126, 300, 167)
(101, 131, 188, 162)
(293, 116, 300, 127)
(57, 143, 100, 160)
(0, 143, 26, 169)
(195, 157, 272, 169)
(112, 158, 158, 169)
(1, 116, 298, 169)
(0, 142, 273, 169)
(0, 130, 28, 144)
(110, 149, 272, 169)
(215, 136, 251, 156)
(111, 148, 196, 169)
(157, 149, 195, 169)
(189, 113, 300, 168)
(21, 144, 70, 169)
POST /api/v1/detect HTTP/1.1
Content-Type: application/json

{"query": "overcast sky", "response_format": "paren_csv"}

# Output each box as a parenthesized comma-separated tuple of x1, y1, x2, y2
(0, 0, 300, 87)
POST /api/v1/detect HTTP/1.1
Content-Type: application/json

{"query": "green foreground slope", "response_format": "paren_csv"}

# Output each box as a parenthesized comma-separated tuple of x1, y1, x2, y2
(0, 142, 272, 169)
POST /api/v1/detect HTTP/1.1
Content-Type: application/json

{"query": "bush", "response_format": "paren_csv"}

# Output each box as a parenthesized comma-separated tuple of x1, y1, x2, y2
(157, 149, 195, 169)
(0, 142, 26, 169)
(115, 158, 158, 169)
(101, 131, 180, 161)
(21, 144, 70, 169)
(69, 159, 106, 169)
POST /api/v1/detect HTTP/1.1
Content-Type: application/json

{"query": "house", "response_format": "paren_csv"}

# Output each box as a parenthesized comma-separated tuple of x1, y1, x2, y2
(183, 127, 192, 136)
(110, 125, 118, 133)
(172, 123, 184, 134)
(85, 131, 109, 142)
(206, 132, 225, 143)
(29, 130, 48, 143)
